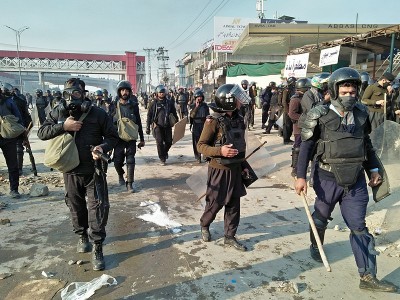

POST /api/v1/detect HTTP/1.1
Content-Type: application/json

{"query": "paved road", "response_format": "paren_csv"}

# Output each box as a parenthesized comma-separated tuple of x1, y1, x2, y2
(0, 108, 399, 299)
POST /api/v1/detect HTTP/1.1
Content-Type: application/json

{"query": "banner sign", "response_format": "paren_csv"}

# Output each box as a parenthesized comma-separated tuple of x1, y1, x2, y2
(284, 53, 309, 78)
(319, 46, 341, 67)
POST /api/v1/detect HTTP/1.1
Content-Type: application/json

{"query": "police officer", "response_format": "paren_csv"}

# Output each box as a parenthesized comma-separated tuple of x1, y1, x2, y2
(295, 68, 397, 293)
(45, 89, 54, 105)
(361, 71, 395, 131)
(9, 84, 32, 176)
(189, 90, 210, 163)
(93, 90, 104, 108)
(288, 78, 310, 177)
(260, 81, 276, 129)
(301, 73, 330, 115)
(263, 85, 280, 134)
(0, 83, 24, 198)
(112, 81, 145, 192)
(52, 90, 64, 108)
(359, 72, 370, 99)
(35, 89, 48, 125)
(176, 87, 189, 120)
(280, 77, 296, 144)
(197, 84, 249, 252)
(38, 78, 118, 271)
(145, 85, 179, 165)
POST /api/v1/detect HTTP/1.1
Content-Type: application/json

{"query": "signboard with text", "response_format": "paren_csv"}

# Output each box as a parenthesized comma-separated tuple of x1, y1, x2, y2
(284, 53, 309, 78)
(319, 46, 341, 67)
(214, 16, 259, 53)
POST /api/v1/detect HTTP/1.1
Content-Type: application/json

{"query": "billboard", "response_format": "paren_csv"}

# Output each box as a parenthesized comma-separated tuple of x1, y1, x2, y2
(214, 16, 259, 53)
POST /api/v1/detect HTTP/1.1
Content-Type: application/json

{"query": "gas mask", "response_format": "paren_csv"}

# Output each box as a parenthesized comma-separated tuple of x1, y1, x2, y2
(382, 82, 390, 89)
(333, 95, 358, 112)
(61, 89, 91, 114)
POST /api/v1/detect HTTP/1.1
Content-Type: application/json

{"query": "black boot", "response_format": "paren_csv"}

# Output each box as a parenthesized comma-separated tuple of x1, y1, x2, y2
(17, 152, 24, 176)
(92, 244, 105, 271)
(309, 225, 326, 263)
(126, 164, 135, 192)
(291, 147, 300, 178)
(115, 164, 125, 186)
(359, 274, 397, 292)
(77, 233, 91, 253)
(118, 174, 125, 186)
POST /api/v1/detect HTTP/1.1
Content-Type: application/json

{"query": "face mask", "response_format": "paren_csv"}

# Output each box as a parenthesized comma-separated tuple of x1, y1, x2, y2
(338, 96, 357, 111)
(382, 82, 390, 89)
(62, 89, 83, 111)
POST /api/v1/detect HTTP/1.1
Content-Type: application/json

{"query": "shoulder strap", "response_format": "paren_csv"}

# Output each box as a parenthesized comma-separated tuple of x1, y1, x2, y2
(73, 106, 91, 139)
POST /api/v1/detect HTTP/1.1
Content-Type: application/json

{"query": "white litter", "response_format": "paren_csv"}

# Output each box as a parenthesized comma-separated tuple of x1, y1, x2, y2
(138, 201, 182, 229)
(61, 274, 117, 300)
(41, 270, 55, 278)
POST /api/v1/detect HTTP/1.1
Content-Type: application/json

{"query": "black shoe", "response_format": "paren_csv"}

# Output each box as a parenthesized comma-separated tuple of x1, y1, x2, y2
(283, 140, 294, 145)
(92, 244, 105, 271)
(224, 236, 247, 251)
(77, 234, 91, 253)
(359, 274, 397, 292)
(262, 130, 271, 134)
(118, 175, 125, 186)
(201, 227, 211, 242)
(310, 244, 322, 263)
(126, 182, 136, 193)
(10, 190, 21, 199)
(261, 124, 266, 129)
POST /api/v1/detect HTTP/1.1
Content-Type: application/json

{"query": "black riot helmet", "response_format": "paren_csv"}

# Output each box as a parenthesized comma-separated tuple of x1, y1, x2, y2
(116, 80, 132, 98)
(54, 90, 62, 99)
(155, 85, 167, 94)
(194, 90, 204, 101)
(269, 81, 276, 88)
(102, 88, 109, 97)
(360, 72, 370, 84)
(241, 79, 249, 87)
(328, 67, 361, 100)
(36, 89, 43, 96)
(295, 78, 311, 93)
(1, 82, 13, 96)
(287, 77, 296, 86)
(215, 84, 237, 112)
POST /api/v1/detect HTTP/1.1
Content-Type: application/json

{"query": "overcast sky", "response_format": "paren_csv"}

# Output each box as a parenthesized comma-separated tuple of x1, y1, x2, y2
(1, 0, 398, 84)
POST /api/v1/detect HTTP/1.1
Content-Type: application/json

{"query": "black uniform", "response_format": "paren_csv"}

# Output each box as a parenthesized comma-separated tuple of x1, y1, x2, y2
(146, 97, 179, 163)
(0, 96, 23, 196)
(37, 105, 118, 244)
(189, 102, 210, 162)
(176, 91, 189, 120)
(112, 96, 144, 185)
(35, 95, 48, 125)
(12, 95, 32, 175)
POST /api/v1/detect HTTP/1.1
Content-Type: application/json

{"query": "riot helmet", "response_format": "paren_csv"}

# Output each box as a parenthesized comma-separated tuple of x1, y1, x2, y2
(54, 90, 62, 99)
(194, 90, 205, 102)
(46, 89, 51, 95)
(269, 81, 276, 88)
(155, 85, 167, 94)
(36, 89, 43, 96)
(1, 82, 13, 96)
(241, 79, 249, 89)
(102, 88, 109, 98)
(295, 78, 311, 93)
(215, 84, 237, 112)
(328, 67, 361, 100)
(287, 77, 296, 87)
(360, 72, 370, 90)
(311, 72, 330, 91)
(116, 80, 132, 100)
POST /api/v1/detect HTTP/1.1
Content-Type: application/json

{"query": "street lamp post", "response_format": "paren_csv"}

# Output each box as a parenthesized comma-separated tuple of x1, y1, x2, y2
(5, 25, 29, 93)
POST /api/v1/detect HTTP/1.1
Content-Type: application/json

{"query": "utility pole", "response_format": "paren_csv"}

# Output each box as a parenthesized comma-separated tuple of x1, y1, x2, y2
(143, 48, 155, 94)
(256, 0, 265, 19)
(5, 25, 29, 92)
(156, 47, 170, 86)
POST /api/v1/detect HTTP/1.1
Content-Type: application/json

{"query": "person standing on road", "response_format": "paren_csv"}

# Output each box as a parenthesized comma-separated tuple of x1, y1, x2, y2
(35, 89, 48, 125)
(176, 87, 189, 120)
(189, 90, 209, 163)
(260, 81, 276, 129)
(145, 85, 179, 165)
(0, 83, 23, 198)
(361, 71, 395, 131)
(280, 77, 296, 144)
(38, 78, 118, 271)
(197, 84, 249, 252)
(112, 80, 145, 192)
(294, 67, 397, 293)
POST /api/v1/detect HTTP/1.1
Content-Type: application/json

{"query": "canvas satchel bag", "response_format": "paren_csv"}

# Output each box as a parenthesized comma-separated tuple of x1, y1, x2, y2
(117, 102, 138, 142)
(0, 115, 26, 139)
(44, 110, 90, 173)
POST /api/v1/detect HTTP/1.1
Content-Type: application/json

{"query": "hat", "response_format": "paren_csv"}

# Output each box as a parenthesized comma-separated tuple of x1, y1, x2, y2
(382, 72, 395, 82)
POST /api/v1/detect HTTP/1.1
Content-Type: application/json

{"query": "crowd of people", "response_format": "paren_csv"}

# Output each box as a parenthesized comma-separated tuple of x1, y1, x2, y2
(0, 67, 398, 292)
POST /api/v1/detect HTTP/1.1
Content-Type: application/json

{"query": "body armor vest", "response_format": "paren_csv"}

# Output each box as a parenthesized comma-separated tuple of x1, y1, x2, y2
(315, 105, 369, 188)
(213, 113, 246, 165)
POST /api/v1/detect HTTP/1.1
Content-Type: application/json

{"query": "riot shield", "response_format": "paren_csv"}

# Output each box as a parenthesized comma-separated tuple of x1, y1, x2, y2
(369, 120, 400, 202)
(186, 133, 276, 201)
(172, 117, 188, 145)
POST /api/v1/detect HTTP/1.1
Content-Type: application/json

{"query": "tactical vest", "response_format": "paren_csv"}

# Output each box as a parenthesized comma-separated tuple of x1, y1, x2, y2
(192, 103, 208, 124)
(0, 98, 14, 117)
(116, 100, 138, 124)
(315, 105, 369, 189)
(212, 113, 246, 165)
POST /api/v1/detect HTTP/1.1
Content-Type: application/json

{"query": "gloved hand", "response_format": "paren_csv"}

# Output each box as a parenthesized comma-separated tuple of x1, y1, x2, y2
(137, 141, 145, 149)
(145, 128, 150, 135)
